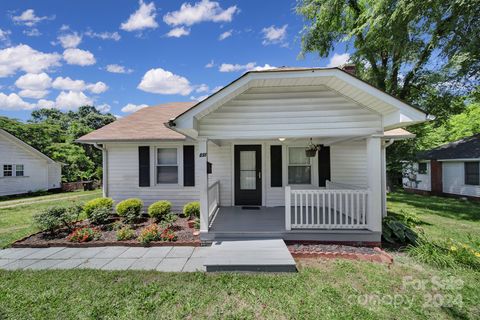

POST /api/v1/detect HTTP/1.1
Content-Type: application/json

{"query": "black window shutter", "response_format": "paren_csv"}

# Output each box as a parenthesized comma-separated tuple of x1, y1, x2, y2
(270, 145, 282, 187)
(183, 145, 195, 186)
(318, 146, 331, 187)
(138, 146, 150, 187)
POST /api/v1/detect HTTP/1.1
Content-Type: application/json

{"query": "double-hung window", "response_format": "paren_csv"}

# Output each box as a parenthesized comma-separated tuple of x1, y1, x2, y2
(288, 147, 311, 184)
(3, 165, 12, 177)
(465, 162, 479, 185)
(156, 148, 178, 184)
(15, 164, 24, 176)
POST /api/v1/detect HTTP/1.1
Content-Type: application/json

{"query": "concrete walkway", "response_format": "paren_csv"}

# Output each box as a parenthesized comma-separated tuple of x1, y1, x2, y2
(0, 246, 209, 272)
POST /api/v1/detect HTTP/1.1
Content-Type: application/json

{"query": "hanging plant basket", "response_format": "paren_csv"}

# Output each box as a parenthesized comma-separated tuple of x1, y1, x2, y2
(305, 149, 318, 157)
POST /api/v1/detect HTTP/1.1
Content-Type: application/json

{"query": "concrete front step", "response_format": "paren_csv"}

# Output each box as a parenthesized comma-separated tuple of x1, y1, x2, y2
(204, 239, 297, 273)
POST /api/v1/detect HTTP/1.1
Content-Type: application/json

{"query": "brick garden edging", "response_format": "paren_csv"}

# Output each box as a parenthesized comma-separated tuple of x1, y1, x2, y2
(290, 247, 394, 265)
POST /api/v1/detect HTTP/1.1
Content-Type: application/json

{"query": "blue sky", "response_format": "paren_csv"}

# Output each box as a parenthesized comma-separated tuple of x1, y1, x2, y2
(0, 0, 349, 121)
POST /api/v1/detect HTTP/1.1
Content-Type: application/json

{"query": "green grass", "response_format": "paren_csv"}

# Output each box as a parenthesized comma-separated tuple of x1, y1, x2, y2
(0, 189, 102, 248)
(0, 191, 479, 319)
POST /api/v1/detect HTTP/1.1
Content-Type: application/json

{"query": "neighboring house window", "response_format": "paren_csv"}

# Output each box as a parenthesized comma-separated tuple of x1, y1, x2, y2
(418, 162, 427, 174)
(156, 148, 178, 184)
(288, 147, 311, 184)
(3, 165, 12, 177)
(15, 164, 24, 176)
(464, 162, 479, 185)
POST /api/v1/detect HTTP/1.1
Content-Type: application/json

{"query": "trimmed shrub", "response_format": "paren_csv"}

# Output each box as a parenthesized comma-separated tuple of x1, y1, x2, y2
(183, 201, 200, 219)
(67, 227, 101, 242)
(33, 204, 82, 234)
(89, 206, 111, 225)
(116, 198, 143, 224)
(83, 198, 114, 218)
(116, 226, 136, 241)
(148, 201, 172, 221)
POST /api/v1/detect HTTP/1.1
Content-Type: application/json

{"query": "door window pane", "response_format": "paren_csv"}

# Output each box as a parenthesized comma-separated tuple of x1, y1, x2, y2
(240, 151, 256, 190)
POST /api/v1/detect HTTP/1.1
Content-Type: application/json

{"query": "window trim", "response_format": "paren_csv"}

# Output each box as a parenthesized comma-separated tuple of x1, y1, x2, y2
(418, 162, 428, 175)
(3, 164, 13, 177)
(464, 161, 479, 186)
(15, 164, 24, 177)
(155, 147, 180, 185)
(287, 146, 313, 185)
(2, 164, 26, 178)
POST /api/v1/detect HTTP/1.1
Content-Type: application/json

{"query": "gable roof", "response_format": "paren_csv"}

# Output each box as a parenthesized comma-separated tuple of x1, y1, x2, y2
(171, 67, 429, 138)
(77, 102, 195, 142)
(0, 129, 57, 163)
(417, 134, 480, 160)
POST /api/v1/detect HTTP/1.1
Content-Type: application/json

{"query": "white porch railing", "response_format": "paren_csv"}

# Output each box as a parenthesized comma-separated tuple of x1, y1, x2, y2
(285, 185, 370, 230)
(208, 180, 220, 221)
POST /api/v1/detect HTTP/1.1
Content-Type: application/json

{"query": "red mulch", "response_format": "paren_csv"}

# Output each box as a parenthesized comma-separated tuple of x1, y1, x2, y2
(13, 217, 200, 248)
(288, 244, 394, 265)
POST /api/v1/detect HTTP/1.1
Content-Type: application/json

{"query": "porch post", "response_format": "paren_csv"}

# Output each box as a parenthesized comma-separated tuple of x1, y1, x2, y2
(198, 138, 209, 233)
(366, 136, 382, 233)
(285, 186, 291, 230)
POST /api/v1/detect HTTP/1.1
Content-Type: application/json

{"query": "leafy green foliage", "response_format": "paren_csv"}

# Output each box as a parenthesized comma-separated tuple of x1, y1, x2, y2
(147, 201, 172, 221)
(382, 216, 418, 246)
(83, 198, 114, 217)
(0, 106, 115, 182)
(88, 207, 111, 225)
(116, 226, 136, 241)
(33, 204, 82, 234)
(116, 198, 143, 224)
(159, 213, 178, 229)
(183, 201, 200, 219)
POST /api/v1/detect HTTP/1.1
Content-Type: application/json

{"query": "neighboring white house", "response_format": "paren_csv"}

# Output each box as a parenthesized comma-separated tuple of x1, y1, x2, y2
(78, 67, 428, 244)
(0, 128, 62, 196)
(403, 134, 480, 199)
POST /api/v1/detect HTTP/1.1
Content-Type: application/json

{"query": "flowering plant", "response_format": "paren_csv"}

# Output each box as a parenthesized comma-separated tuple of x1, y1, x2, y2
(67, 227, 101, 243)
(137, 224, 177, 244)
(160, 228, 177, 242)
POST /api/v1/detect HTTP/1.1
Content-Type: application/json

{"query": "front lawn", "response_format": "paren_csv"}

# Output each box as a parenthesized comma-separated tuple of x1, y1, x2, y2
(0, 191, 479, 319)
(0, 189, 102, 248)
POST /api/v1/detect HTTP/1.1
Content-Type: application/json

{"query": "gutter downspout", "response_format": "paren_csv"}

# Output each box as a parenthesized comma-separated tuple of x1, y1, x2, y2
(93, 143, 108, 198)
(381, 139, 395, 217)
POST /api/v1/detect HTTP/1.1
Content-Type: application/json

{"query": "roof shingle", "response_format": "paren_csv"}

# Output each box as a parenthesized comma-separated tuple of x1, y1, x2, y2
(417, 134, 480, 160)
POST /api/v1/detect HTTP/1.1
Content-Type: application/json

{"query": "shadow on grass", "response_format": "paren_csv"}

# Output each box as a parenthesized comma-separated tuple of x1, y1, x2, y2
(388, 191, 480, 222)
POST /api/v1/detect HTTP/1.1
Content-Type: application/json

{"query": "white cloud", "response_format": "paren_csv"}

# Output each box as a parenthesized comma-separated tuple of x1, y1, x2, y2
(18, 89, 49, 99)
(166, 27, 190, 38)
(327, 53, 351, 67)
(12, 9, 54, 27)
(60, 24, 70, 31)
(121, 103, 148, 113)
(120, 0, 158, 32)
(219, 62, 256, 72)
(138, 68, 192, 95)
(0, 92, 34, 110)
(205, 60, 214, 68)
(51, 76, 107, 94)
(195, 83, 209, 93)
(219, 62, 276, 73)
(106, 64, 133, 74)
(0, 29, 12, 44)
(262, 24, 287, 45)
(63, 48, 96, 66)
(37, 99, 55, 109)
(23, 28, 41, 37)
(86, 81, 108, 94)
(219, 29, 232, 40)
(85, 30, 121, 41)
(0, 45, 61, 77)
(190, 94, 209, 102)
(54, 91, 93, 110)
(163, 0, 239, 26)
(58, 32, 82, 49)
(96, 103, 111, 113)
(15, 72, 52, 90)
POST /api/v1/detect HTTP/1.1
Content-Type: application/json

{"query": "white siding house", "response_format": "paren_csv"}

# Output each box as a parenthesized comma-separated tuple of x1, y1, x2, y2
(78, 67, 428, 244)
(0, 129, 61, 196)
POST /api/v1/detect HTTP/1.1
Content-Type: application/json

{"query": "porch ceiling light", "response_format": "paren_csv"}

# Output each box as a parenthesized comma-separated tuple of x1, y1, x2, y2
(278, 138, 286, 142)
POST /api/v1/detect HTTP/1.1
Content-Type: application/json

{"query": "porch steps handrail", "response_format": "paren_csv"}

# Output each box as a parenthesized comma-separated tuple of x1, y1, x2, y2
(285, 186, 370, 230)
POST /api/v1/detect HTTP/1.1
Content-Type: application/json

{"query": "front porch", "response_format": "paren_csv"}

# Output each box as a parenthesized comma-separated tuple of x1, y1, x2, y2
(203, 205, 380, 244)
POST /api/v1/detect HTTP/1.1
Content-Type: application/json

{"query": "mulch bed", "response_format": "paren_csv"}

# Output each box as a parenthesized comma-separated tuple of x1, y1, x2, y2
(13, 217, 200, 248)
(288, 244, 394, 265)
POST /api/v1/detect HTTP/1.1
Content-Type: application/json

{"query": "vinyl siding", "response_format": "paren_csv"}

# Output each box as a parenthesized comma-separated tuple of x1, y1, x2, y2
(198, 86, 382, 139)
(442, 161, 480, 197)
(402, 162, 431, 191)
(105, 139, 370, 209)
(0, 134, 51, 196)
